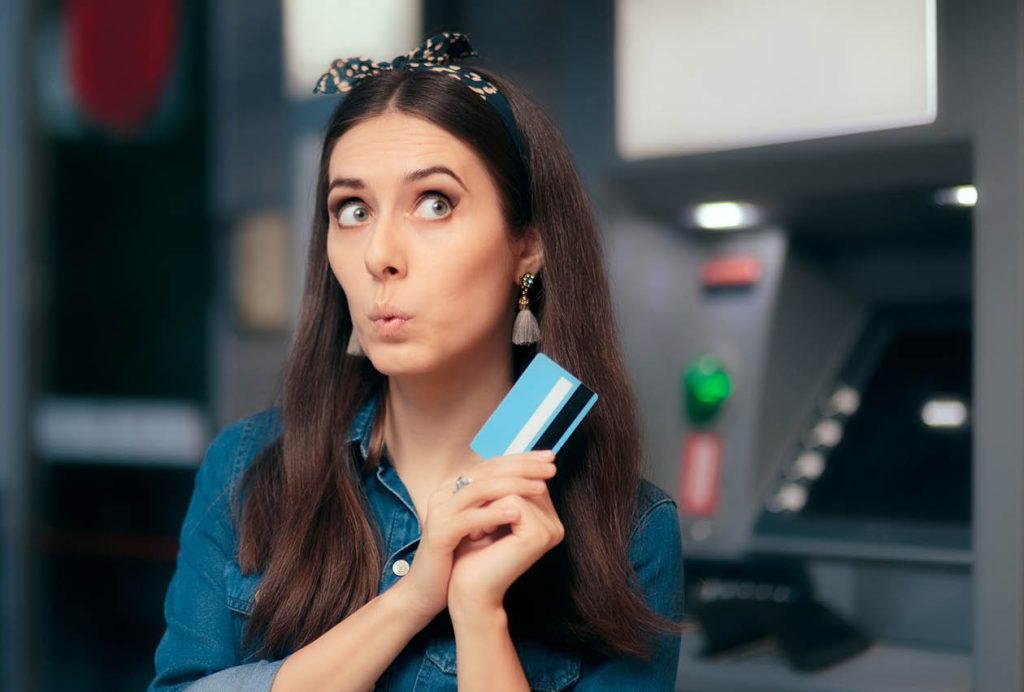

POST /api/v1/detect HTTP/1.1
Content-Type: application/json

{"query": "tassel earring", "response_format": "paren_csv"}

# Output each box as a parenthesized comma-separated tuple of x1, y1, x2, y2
(346, 329, 365, 356)
(512, 272, 541, 345)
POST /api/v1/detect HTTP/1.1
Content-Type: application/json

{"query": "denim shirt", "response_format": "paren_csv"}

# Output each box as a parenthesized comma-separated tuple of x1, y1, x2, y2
(149, 396, 683, 691)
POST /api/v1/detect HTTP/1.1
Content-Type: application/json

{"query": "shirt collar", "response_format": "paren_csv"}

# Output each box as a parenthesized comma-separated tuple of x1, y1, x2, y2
(345, 393, 380, 461)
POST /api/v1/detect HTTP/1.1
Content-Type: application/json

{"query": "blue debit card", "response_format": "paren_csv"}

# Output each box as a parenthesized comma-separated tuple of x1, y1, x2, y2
(470, 352, 598, 459)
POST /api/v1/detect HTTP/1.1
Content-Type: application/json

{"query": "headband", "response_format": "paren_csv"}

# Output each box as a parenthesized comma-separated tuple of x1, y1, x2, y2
(312, 32, 528, 176)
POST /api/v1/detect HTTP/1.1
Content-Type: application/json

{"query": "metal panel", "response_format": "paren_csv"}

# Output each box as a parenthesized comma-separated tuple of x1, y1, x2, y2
(969, 0, 1024, 689)
(0, 0, 31, 689)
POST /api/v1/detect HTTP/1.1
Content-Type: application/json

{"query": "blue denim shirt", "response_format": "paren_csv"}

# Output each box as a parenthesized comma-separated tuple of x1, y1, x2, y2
(149, 396, 683, 691)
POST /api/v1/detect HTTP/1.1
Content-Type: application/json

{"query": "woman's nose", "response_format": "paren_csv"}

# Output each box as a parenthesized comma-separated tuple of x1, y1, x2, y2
(363, 211, 407, 279)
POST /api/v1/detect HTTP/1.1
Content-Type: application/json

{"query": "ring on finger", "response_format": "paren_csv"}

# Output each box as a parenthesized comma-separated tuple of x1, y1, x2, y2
(453, 475, 473, 494)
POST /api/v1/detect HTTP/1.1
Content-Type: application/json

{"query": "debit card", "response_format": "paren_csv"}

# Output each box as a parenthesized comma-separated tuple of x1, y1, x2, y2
(470, 352, 598, 459)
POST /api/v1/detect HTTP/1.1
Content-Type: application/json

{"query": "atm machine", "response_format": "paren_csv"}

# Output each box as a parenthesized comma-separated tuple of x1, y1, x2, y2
(604, 182, 973, 691)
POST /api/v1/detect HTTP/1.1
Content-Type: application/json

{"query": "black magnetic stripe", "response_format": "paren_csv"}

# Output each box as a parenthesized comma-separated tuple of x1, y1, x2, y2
(531, 383, 595, 451)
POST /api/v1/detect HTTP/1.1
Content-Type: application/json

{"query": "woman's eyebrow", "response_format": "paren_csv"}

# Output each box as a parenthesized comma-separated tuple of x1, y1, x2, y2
(328, 166, 468, 193)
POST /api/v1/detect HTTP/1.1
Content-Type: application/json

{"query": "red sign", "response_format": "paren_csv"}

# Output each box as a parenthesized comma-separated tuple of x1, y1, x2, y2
(680, 432, 722, 516)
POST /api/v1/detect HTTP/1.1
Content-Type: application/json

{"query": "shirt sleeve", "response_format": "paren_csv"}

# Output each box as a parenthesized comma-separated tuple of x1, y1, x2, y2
(147, 419, 288, 692)
(573, 498, 684, 692)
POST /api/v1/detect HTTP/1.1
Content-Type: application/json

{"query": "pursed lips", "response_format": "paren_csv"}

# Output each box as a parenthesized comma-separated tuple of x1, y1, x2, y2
(367, 304, 412, 337)
(367, 304, 413, 321)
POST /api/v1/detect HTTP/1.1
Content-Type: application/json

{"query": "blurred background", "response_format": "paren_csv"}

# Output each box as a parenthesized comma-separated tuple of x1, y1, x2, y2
(1, 0, 1022, 690)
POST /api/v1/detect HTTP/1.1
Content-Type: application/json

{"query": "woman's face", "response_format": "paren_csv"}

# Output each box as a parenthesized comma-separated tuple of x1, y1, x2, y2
(326, 110, 541, 376)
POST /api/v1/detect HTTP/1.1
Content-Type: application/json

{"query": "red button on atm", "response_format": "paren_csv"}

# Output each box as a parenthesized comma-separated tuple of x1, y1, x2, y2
(701, 256, 762, 288)
(680, 432, 722, 516)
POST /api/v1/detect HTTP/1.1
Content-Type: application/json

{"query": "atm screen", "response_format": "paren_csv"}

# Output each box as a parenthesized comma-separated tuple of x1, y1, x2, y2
(801, 324, 971, 525)
(756, 304, 972, 552)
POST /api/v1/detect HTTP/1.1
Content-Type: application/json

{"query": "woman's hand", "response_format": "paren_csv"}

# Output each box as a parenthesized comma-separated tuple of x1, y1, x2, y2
(397, 450, 558, 623)
(446, 453, 564, 618)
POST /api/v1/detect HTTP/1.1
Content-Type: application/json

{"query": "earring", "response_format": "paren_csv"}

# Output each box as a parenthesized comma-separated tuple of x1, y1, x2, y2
(346, 329, 365, 356)
(512, 272, 541, 345)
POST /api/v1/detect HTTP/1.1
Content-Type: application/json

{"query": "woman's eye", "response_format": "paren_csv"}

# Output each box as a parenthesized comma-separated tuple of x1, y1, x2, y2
(414, 193, 453, 220)
(335, 201, 371, 227)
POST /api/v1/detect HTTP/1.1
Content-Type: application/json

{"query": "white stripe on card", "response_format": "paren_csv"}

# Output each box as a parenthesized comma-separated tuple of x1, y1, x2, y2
(503, 377, 574, 455)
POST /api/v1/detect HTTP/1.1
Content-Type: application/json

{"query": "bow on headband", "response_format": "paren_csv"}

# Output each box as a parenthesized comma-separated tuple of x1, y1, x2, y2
(312, 32, 527, 174)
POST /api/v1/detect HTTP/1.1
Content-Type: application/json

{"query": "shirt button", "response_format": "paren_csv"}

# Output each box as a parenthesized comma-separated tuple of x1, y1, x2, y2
(392, 559, 410, 576)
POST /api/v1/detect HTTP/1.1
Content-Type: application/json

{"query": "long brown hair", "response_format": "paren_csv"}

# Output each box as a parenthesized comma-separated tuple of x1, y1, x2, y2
(236, 64, 681, 660)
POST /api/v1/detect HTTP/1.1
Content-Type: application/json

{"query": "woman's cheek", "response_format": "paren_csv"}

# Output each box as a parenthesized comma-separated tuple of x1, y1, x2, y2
(325, 240, 345, 285)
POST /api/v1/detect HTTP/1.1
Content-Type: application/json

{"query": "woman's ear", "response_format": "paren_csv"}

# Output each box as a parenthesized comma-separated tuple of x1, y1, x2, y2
(516, 225, 545, 277)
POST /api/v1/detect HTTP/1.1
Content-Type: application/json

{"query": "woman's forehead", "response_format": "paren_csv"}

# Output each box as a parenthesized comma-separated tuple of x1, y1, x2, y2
(328, 112, 479, 182)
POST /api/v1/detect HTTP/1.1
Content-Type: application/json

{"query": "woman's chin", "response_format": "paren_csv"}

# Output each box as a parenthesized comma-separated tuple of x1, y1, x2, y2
(363, 344, 435, 377)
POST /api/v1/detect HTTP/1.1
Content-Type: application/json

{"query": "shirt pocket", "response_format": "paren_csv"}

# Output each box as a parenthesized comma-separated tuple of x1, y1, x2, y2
(425, 632, 581, 691)
(223, 557, 263, 617)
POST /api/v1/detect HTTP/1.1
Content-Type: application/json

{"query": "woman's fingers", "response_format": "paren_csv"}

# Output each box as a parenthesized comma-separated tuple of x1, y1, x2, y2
(424, 451, 561, 546)
(432, 454, 555, 500)
(450, 485, 560, 545)
(446, 503, 522, 543)
(499, 494, 565, 547)
(452, 451, 556, 486)
(430, 484, 541, 544)
(483, 451, 556, 478)
(448, 476, 549, 511)
(462, 497, 547, 544)
(468, 522, 504, 541)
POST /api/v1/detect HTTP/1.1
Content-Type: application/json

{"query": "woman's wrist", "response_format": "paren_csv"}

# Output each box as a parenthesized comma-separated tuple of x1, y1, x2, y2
(448, 595, 507, 630)
(451, 600, 529, 691)
(383, 577, 442, 629)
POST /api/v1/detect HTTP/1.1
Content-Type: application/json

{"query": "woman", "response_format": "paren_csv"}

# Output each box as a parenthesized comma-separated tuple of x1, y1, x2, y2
(150, 32, 683, 691)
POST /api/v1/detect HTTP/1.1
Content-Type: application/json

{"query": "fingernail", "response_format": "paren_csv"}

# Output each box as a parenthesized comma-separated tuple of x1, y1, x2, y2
(503, 508, 519, 518)
(536, 450, 555, 459)
(532, 480, 546, 491)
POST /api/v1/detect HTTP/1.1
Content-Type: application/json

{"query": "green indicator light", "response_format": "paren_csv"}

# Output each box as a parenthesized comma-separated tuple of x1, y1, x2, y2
(682, 355, 733, 425)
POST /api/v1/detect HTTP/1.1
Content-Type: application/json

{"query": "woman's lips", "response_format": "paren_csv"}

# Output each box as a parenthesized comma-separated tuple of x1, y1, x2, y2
(367, 304, 413, 338)
(372, 316, 410, 337)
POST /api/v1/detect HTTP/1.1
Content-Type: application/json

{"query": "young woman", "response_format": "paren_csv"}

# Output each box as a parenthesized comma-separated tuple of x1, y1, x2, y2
(149, 32, 683, 692)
